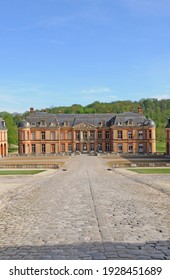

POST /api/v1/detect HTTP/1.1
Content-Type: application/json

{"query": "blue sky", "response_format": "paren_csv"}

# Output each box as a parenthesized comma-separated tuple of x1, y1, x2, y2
(0, 0, 170, 113)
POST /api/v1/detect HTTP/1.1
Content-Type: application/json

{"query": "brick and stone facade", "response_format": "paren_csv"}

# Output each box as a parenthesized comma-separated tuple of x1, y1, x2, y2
(18, 108, 156, 155)
(0, 118, 8, 157)
(165, 118, 170, 155)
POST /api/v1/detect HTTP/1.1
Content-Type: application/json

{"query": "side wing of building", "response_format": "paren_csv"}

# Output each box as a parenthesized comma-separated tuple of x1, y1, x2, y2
(0, 118, 8, 157)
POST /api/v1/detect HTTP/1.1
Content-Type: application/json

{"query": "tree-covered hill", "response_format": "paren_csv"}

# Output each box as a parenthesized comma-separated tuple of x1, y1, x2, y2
(1, 98, 170, 148)
(47, 98, 170, 142)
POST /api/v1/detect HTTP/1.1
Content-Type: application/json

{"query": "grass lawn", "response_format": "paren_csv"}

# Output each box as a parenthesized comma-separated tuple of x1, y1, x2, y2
(156, 141, 166, 153)
(0, 170, 46, 175)
(128, 168, 170, 174)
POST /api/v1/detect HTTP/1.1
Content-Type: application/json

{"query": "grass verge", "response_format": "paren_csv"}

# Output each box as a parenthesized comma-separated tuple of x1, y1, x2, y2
(128, 168, 170, 174)
(0, 170, 46, 175)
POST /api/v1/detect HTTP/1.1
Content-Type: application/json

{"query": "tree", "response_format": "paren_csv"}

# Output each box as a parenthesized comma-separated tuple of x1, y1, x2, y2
(0, 112, 18, 146)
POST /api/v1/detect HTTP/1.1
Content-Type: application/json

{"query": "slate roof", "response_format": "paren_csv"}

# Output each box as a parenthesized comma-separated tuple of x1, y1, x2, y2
(18, 111, 156, 128)
(111, 112, 154, 127)
(23, 112, 115, 127)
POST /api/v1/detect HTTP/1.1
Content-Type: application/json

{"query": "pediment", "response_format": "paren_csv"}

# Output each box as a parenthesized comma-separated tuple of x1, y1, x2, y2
(73, 122, 96, 129)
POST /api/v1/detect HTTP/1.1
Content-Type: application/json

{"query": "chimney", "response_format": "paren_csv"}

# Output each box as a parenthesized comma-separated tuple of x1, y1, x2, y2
(30, 107, 34, 113)
(138, 106, 143, 114)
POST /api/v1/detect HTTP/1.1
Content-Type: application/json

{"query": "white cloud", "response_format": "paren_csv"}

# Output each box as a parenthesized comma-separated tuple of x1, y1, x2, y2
(81, 87, 111, 94)
(80, 87, 118, 103)
(152, 94, 170, 100)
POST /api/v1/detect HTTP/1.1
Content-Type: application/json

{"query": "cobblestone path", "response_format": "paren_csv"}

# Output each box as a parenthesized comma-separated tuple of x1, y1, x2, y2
(0, 155, 169, 259)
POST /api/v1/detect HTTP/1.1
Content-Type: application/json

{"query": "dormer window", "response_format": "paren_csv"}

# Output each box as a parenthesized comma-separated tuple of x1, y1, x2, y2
(99, 121, 106, 127)
(50, 122, 55, 127)
(31, 122, 36, 127)
(63, 121, 69, 127)
(40, 120, 46, 127)
(128, 119, 133, 126)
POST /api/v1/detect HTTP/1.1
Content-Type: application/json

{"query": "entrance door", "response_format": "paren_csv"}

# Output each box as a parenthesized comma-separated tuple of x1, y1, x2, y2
(83, 143, 87, 153)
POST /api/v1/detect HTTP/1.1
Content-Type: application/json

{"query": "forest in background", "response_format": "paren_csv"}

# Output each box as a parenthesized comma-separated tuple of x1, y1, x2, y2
(0, 98, 170, 150)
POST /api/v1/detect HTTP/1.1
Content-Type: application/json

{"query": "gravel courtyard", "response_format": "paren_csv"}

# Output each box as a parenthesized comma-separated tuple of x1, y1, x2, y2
(0, 155, 169, 259)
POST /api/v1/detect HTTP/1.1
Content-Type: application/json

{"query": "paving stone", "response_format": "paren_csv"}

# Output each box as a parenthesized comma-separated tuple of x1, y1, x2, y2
(0, 155, 169, 259)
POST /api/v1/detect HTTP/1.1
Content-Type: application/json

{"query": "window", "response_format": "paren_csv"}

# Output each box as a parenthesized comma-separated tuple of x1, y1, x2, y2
(90, 143, 94, 151)
(138, 131, 143, 139)
(83, 144, 87, 151)
(128, 144, 133, 153)
(22, 144, 25, 154)
(42, 144, 46, 154)
(118, 130, 122, 139)
(41, 131, 45, 140)
(98, 131, 102, 139)
(128, 119, 133, 125)
(61, 144, 65, 152)
(61, 132, 65, 140)
(40, 120, 46, 126)
(68, 131, 72, 140)
(83, 131, 87, 140)
(99, 121, 105, 127)
(128, 131, 133, 139)
(64, 121, 69, 127)
(2, 120, 5, 127)
(139, 144, 143, 153)
(32, 144, 36, 154)
(149, 130, 152, 139)
(76, 143, 80, 151)
(76, 131, 80, 140)
(51, 132, 55, 140)
(31, 132, 35, 140)
(105, 143, 110, 151)
(68, 144, 72, 152)
(105, 131, 110, 139)
(51, 144, 55, 153)
(90, 131, 95, 140)
(118, 144, 122, 153)
(98, 143, 102, 152)
(149, 143, 152, 153)
(21, 132, 25, 140)
(50, 122, 55, 127)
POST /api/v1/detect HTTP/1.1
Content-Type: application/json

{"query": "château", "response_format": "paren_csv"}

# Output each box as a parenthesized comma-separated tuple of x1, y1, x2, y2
(18, 107, 156, 155)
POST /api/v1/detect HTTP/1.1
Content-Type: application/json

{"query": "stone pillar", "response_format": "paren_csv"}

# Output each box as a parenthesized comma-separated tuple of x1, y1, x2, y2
(80, 131, 83, 141)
